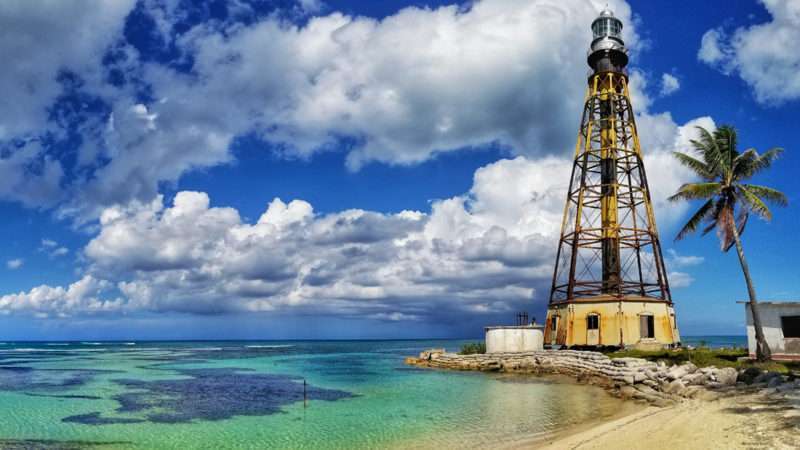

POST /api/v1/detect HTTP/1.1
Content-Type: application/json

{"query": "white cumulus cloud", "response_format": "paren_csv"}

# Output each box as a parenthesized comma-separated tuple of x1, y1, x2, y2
(667, 271, 694, 289)
(698, 0, 800, 104)
(0, 275, 123, 318)
(660, 73, 680, 96)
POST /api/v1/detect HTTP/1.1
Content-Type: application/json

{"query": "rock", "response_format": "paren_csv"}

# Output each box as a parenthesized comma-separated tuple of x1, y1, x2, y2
(632, 391, 663, 404)
(635, 384, 659, 396)
(682, 372, 708, 385)
(738, 367, 762, 384)
(419, 348, 446, 360)
(716, 367, 738, 386)
(683, 385, 704, 398)
(782, 407, 800, 419)
(664, 379, 686, 395)
(667, 366, 689, 381)
(642, 379, 659, 388)
(767, 376, 785, 388)
(619, 385, 637, 398)
(754, 371, 782, 384)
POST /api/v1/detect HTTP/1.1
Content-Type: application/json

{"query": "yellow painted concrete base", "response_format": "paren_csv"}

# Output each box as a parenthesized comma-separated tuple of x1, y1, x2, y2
(544, 296, 680, 348)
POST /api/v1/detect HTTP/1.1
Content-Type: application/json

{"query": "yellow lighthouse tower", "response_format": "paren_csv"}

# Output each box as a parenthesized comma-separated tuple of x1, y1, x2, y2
(544, 8, 680, 349)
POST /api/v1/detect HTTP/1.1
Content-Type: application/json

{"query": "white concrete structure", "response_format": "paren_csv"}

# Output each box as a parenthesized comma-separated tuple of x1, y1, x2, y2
(743, 301, 800, 361)
(485, 325, 544, 353)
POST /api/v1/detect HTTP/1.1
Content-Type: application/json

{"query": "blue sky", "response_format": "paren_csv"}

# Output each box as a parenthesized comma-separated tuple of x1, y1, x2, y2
(0, 0, 798, 340)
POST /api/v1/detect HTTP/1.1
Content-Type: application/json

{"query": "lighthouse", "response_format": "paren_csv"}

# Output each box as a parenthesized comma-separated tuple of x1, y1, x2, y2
(544, 8, 680, 349)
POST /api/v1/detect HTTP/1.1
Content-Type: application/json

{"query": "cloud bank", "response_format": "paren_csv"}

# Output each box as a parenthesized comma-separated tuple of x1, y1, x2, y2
(0, 0, 643, 218)
(2, 138, 709, 321)
(0, 0, 711, 326)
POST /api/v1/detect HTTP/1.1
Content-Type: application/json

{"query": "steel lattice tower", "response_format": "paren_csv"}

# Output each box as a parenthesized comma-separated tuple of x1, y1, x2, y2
(544, 8, 680, 349)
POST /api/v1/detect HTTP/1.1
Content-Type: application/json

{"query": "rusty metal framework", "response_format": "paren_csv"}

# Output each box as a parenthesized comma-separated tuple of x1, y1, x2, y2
(549, 71, 671, 304)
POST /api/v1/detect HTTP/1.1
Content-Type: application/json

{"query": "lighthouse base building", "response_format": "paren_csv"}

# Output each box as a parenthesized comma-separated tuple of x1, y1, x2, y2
(545, 297, 679, 349)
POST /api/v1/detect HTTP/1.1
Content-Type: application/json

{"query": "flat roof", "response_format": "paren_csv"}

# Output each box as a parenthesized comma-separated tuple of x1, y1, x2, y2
(736, 301, 800, 305)
(484, 325, 545, 330)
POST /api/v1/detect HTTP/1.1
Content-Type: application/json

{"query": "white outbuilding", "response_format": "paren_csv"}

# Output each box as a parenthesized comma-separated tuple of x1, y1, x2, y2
(742, 301, 800, 361)
(484, 325, 544, 353)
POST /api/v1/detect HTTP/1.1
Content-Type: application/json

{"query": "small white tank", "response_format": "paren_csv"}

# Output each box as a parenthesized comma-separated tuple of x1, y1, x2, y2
(485, 326, 544, 353)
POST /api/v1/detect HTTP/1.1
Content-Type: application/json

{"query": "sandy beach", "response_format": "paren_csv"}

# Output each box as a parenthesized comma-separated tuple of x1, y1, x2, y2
(532, 391, 800, 450)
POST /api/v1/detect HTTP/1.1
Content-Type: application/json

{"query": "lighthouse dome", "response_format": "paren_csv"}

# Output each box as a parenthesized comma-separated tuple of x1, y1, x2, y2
(592, 9, 623, 40)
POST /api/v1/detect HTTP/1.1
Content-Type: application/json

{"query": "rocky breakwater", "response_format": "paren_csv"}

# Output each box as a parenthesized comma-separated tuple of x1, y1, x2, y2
(405, 349, 799, 407)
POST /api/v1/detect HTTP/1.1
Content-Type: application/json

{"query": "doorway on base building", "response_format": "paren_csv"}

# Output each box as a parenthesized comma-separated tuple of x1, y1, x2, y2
(640, 313, 655, 339)
(587, 313, 600, 346)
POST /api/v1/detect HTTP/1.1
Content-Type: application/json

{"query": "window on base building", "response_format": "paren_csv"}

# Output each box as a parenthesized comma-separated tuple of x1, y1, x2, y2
(781, 316, 800, 338)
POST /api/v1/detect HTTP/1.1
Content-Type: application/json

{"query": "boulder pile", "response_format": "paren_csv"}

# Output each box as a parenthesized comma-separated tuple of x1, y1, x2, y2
(405, 349, 799, 406)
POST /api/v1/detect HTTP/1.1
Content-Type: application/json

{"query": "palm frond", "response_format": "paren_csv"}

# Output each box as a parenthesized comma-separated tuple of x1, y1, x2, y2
(702, 220, 717, 236)
(675, 198, 715, 241)
(693, 126, 725, 174)
(749, 148, 784, 176)
(714, 126, 738, 181)
(736, 186, 773, 221)
(732, 148, 759, 180)
(673, 151, 714, 179)
(741, 184, 788, 207)
(668, 182, 722, 202)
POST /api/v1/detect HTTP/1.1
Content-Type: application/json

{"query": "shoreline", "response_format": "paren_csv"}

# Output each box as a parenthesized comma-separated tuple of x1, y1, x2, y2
(406, 349, 800, 448)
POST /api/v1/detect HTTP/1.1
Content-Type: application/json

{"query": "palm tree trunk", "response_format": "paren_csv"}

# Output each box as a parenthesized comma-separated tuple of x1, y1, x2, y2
(730, 222, 771, 361)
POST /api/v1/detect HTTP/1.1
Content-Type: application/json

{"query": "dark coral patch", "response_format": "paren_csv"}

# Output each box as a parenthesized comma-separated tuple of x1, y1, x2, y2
(0, 438, 131, 448)
(90, 368, 355, 424)
(62, 412, 145, 425)
(0, 366, 113, 392)
(26, 392, 104, 400)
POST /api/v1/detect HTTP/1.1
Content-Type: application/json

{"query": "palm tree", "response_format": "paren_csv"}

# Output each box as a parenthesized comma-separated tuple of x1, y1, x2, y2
(669, 125, 787, 362)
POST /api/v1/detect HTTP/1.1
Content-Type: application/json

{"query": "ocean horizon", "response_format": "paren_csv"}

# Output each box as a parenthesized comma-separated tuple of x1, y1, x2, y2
(0, 335, 748, 344)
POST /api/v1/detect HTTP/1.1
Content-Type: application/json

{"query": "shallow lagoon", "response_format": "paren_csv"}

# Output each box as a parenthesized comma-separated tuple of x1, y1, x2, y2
(0, 340, 635, 449)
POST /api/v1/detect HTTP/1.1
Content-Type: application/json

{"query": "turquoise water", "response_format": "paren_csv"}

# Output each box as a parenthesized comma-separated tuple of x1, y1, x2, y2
(0, 340, 636, 449)
(682, 335, 747, 348)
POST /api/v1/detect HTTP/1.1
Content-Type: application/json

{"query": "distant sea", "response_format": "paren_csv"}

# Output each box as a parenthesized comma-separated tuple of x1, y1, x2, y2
(0, 337, 743, 448)
(681, 335, 747, 348)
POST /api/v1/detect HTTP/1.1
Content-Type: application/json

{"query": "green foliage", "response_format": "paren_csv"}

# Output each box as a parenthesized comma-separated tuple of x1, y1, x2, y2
(459, 342, 486, 355)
